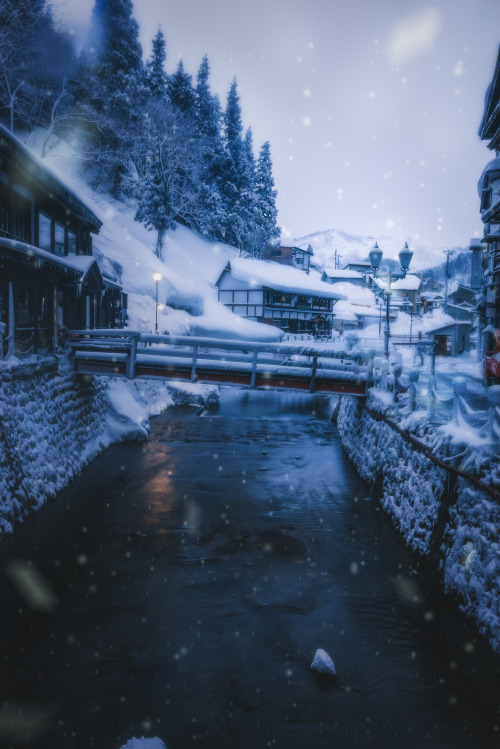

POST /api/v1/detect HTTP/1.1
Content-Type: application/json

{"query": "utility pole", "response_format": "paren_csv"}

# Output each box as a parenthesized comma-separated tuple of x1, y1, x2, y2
(334, 249, 343, 269)
(443, 249, 456, 309)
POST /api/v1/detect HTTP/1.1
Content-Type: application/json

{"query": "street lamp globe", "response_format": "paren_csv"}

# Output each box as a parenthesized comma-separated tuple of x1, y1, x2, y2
(369, 242, 383, 273)
(398, 242, 413, 276)
(153, 272, 162, 282)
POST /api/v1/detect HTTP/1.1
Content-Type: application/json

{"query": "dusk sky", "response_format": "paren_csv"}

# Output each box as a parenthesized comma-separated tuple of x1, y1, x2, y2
(52, 0, 500, 249)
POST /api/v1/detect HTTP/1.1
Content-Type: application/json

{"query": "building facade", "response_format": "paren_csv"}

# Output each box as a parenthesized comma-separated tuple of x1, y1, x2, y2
(477, 45, 500, 342)
(261, 245, 313, 273)
(0, 125, 125, 358)
(216, 257, 345, 336)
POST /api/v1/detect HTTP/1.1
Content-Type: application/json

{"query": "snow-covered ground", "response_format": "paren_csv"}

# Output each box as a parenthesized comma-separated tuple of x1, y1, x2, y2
(19, 130, 283, 343)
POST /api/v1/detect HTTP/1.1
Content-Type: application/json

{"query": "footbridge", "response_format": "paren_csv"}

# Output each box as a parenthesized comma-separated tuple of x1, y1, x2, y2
(68, 330, 371, 396)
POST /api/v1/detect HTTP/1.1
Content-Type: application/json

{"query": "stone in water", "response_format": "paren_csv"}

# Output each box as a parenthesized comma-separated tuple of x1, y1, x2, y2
(311, 648, 336, 675)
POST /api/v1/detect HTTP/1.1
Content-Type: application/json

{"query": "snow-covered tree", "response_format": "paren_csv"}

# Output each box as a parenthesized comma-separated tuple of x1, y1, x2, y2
(145, 28, 168, 101)
(78, 0, 145, 195)
(0, 0, 74, 135)
(168, 60, 195, 116)
(135, 100, 201, 258)
(253, 141, 280, 256)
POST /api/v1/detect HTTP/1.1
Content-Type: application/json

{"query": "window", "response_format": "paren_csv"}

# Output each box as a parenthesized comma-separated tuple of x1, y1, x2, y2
(481, 189, 492, 212)
(39, 212, 51, 250)
(68, 230, 77, 255)
(54, 222, 65, 256)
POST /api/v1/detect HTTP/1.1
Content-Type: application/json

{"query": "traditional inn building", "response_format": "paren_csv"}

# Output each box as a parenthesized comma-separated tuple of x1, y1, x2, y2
(0, 125, 125, 358)
(261, 245, 313, 273)
(478, 45, 500, 336)
(216, 257, 346, 336)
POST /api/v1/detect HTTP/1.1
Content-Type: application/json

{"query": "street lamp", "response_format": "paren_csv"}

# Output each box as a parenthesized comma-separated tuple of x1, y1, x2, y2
(153, 272, 162, 332)
(369, 241, 413, 359)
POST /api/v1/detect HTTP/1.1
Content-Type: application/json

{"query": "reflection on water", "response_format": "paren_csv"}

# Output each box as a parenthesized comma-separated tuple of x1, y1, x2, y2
(0, 392, 498, 749)
(204, 387, 335, 420)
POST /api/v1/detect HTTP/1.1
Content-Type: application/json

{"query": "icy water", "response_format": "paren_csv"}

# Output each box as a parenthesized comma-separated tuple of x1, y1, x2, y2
(0, 389, 499, 749)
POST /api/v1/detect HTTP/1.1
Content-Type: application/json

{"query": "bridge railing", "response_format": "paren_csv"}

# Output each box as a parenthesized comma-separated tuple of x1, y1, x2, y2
(66, 330, 371, 395)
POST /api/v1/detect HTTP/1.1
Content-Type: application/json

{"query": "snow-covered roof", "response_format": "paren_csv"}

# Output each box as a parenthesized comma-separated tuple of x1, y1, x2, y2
(333, 300, 380, 321)
(420, 291, 444, 301)
(322, 268, 363, 281)
(0, 237, 97, 278)
(222, 257, 347, 299)
(374, 274, 421, 291)
(326, 281, 375, 305)
(0, 124, 102, 231)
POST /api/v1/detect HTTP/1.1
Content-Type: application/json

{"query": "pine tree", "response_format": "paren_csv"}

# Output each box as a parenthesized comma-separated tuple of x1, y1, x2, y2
(254, 140, 280, 255)
(168, 60, 195, 115)
(191, 55, 226, 240)
(78, 0, 145, 195)
(146, 28, 168, 100)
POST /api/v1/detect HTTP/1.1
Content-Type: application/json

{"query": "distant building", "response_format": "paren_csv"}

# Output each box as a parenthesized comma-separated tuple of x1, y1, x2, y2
(444, 284, 477, 323)
(0, 125, 125, 358)
(262, 245, 313, 273)
(421, 278, 444, 294)
(321, 268, 364, 286)
(342, 261, 372, 274)
(216, 257, 346, 336)
(372, 274, 421, 312)
(425, 321, 471, 356)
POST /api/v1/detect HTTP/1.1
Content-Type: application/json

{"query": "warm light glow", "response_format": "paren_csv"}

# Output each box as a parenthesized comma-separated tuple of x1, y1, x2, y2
(153, 272, 162, 282)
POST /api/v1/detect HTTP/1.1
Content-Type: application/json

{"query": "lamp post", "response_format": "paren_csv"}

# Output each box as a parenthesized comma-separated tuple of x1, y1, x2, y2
(153, 272, 162, 332)
(369, 241, 413, 359)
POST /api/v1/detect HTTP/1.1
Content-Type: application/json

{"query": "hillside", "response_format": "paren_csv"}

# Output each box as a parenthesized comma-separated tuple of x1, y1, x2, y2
(33, 142, 282, 342)
(293, 228, 468, 274)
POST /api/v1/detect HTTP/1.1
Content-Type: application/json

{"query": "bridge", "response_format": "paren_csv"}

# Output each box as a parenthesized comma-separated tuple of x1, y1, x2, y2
(67, 330, 370, 396)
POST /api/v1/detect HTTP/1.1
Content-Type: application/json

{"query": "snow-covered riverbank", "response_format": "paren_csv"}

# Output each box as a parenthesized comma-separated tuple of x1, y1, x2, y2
(0, 356, 216, 536)
(337, 393, 500, 652)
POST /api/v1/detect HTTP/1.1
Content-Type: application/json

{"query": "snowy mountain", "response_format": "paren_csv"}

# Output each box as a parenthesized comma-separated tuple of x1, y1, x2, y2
(293, 228, 467, 273)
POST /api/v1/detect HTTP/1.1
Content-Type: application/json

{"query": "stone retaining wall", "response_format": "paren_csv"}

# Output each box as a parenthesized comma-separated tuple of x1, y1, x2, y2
(337, 394, 500, 652)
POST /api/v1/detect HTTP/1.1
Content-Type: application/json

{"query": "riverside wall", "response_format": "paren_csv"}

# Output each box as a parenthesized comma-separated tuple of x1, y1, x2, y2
(337, 394, 500, 652)
(0, 355, 209, 536)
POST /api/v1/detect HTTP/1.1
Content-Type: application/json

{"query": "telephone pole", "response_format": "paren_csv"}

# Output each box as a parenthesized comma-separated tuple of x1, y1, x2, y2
(443, 249, 456, 308)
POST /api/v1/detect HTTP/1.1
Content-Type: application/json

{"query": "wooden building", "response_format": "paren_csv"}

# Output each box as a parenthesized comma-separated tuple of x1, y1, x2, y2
(261, 245, 313, 273)
(478, 44, 500, 333)
(216, 257, 346, 336)
(0, 125, 125, 358)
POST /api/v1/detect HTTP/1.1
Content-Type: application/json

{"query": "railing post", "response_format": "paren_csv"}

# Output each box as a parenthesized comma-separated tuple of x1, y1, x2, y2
(191, 345, 198, 383)
(126, 335, 137, 379)
(392, 363, 402, 403)
(452, 377, 467, 424)
(485, 385, 500, 445)
(250, 350, 258, 387)
(310, 355, 318, 393)
(408, 369, 419, 412)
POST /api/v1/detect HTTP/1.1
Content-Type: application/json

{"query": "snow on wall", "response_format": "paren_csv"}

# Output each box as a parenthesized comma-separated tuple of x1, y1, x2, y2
(0, 357, 214, 537)
(337, 394, 500, 652)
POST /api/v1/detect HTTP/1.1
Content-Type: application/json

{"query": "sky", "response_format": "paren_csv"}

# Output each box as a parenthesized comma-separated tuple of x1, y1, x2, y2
(51, 0, 500, 249)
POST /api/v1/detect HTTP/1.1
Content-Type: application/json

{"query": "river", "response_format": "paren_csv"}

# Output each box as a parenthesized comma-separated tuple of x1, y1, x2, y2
(0, 389, 498, 748)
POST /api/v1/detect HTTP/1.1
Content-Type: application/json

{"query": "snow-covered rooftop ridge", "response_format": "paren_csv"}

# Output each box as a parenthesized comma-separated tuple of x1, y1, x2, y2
(1, 124, 101, 228)
(226, 257, 348, 299)
(0, 237, 96, 275)
(322, 268, 362, 280)
(374, 274, 421, 291)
